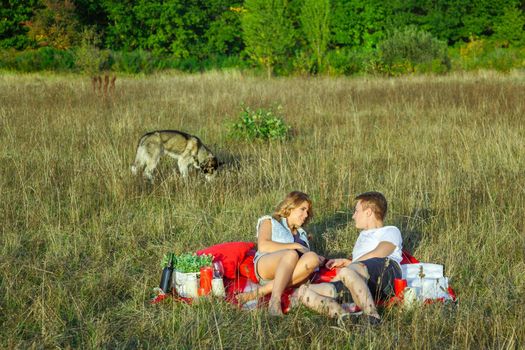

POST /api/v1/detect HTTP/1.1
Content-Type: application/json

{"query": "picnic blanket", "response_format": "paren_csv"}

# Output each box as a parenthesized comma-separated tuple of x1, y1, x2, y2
(152, 241, 457, 310)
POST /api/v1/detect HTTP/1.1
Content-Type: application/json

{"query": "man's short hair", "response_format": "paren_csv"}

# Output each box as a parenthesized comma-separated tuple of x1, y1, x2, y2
(355, 191, 387, 221)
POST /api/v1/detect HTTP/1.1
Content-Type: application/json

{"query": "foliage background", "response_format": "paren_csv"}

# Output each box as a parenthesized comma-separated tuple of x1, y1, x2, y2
(1, 0, 525, 75)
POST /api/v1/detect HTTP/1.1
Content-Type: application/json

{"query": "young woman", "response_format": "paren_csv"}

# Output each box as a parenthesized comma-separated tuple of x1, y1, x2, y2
(237, 191, 324, 315)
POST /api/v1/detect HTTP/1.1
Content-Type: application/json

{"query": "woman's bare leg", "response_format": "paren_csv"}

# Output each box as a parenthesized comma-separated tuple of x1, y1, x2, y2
(242, 250, 300, 315)
(265, 250, 299, 315)
(236, 252, 320, 304)
(305, 283, 337, 297)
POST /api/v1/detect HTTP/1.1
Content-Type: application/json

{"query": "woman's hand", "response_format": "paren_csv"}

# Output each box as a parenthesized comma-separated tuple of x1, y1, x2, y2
(294, 243, 310, 254)
(318, 255, 327, 266)
(326, 258, 351, 269)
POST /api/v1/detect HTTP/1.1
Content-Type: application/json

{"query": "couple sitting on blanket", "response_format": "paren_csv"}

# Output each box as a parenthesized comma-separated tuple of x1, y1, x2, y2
(236, 190, 402, 325)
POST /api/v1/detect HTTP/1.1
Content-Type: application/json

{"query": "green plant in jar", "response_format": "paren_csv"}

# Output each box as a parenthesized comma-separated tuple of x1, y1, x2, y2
(161, 253, 213, 273)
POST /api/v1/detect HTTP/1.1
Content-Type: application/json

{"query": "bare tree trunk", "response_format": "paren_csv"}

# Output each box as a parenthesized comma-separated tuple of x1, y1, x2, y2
(103, 74, 109, 94)
(91, 76, 102, 93)
(91, 74, 116, 95)
(110, 76, 116, 94)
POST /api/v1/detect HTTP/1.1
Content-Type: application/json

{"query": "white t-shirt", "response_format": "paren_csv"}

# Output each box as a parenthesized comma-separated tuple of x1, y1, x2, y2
(352, 226, 403, 266)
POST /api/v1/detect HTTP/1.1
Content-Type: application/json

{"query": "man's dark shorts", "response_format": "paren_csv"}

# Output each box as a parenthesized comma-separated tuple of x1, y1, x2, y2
(330, 257, 402, 302)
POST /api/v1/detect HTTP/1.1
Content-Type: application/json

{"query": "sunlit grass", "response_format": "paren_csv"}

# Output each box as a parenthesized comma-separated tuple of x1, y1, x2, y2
(1, 70, 524, 348)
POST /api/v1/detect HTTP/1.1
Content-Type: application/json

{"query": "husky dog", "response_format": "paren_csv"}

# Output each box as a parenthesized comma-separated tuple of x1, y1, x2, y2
(131, 130, 219, 182)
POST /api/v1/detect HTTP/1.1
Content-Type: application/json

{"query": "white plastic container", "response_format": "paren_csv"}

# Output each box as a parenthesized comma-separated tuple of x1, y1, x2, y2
(172, 270, 200, 298)
(402, 263, 444, 279)
(407, 277, 449, 299)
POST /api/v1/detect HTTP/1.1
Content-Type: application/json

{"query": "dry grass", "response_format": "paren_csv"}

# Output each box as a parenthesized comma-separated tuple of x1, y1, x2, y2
(1, 70, 524, 349)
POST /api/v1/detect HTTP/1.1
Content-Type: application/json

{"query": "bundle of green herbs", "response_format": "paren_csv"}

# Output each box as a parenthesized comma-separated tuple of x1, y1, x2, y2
(161, 253, 214, 273)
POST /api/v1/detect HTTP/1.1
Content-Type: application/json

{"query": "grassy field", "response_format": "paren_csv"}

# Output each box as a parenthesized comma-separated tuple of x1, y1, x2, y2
(1, 70, 524, 349)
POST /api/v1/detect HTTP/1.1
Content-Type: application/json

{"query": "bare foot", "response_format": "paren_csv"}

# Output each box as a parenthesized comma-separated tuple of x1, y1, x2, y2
(296, 284, 308, 300)
(289, 284, 309, 308)
(235, 291, 257, 304)
(268, 299, 283, 316)
(288, 286, 303, 309)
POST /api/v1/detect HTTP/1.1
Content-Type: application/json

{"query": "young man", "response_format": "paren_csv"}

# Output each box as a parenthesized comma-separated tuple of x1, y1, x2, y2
(295, 191, 403, 324)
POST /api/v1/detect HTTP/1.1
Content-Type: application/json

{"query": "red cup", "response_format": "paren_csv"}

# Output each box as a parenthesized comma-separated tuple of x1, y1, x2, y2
(200, 266, 213, 294)
(394, 278, 408, 298)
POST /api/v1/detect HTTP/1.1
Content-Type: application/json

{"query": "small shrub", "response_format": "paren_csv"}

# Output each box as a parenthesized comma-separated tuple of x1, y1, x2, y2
(457, 36, 488, 70)
(202, 55, 249, 71)
(0, 49, 17, 69)
(172, 56, 202, 72)
(325, 47, 372, 76)
(111, 50, 161, 74)
(382, 60, 414, 76)
(485, 48, 519, 72)
(74, 27, 111, 75)
(379, 26, 449, 75)
(454, 37, 525, 72)
(292, 49, 317, 75)
(10, 47, 75, 72)
(414, 58, 450, 74)
(228, 105, 290, 141)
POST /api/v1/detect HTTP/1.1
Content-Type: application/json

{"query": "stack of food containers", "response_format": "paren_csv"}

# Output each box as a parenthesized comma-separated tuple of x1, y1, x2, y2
(401, 263, 450, 300)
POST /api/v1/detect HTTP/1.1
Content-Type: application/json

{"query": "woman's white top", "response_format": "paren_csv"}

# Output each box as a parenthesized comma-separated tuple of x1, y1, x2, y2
(256, 215, 310, 249)
(352, 225, 403, 266)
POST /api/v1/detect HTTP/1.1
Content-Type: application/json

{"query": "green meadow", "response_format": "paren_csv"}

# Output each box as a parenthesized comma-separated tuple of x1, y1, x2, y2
(1, 71, 524, 349)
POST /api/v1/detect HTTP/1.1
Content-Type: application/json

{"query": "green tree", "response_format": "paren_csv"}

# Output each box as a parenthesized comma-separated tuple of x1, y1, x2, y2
(0, 0, 39, 49)
(242, 0, 296, 78)
(73, 0, 109, 32)
(300, 0, 330, 72)
(387, 0, 520, 45)
(331, 0, 389, 49)
(418, 0, 468, 44)
(492, 5, 525, 47)
(101, 0, 139, 51)
(134, 0, 196, 57)
(203, 5, 244, 58)
(102, 0, 243, 61)
(460, 0, 518, 38)
(28, 0, 80, 49)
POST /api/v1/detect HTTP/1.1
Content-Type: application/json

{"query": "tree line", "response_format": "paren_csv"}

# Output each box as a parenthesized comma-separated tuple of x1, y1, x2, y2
(1, 0, 525, 75)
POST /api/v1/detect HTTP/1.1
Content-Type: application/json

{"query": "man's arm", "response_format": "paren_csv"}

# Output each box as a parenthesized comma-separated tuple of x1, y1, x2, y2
(326, 257, 352, 269)
(353, 241, 396, 262)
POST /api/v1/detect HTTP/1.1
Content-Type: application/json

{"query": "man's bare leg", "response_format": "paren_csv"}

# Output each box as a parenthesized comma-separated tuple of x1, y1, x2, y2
(295, 284, 347, 318)
(337, 263, 380, 319)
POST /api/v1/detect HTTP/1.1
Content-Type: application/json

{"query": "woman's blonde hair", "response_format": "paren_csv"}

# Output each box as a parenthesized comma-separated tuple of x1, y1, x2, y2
(272, 191, 313, 227)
